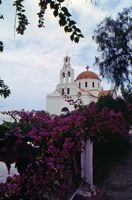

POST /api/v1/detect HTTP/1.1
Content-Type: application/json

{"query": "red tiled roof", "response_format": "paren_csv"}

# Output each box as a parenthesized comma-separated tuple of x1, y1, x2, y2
(79, 88, 86, 92)
(78, 88, 98, 98)
(98, 90, 114, 98)
(76, 71, 99, 80)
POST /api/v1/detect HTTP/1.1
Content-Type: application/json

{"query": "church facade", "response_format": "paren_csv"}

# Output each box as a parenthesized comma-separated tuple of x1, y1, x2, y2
(46, 56, 115, 115)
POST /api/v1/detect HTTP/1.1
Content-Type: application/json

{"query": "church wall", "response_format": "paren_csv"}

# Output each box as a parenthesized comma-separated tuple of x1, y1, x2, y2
(57, 83, 79, 96)
(46, 96, 75, 115)
(76, 78, 101, 91)
(81, 94, 98, 105)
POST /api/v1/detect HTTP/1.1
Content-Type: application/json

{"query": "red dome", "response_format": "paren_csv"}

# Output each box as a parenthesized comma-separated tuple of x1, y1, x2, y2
(76, 70, 99, 80)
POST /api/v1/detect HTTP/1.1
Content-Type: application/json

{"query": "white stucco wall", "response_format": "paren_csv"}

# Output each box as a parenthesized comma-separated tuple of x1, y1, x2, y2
(46, 95, 75, 115)
(56, 82, 77, 96)
(0, 113, 14, 124)
(81, 94, 98, 105)
(46, 78, 100, 115)
(46, 91, 98, 115)
(75, 78, 101, 91)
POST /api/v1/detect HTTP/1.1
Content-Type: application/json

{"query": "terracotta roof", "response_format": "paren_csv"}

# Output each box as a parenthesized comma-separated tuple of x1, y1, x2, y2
(78, 88, 98, 98)
(98, 90, 114, 98)
(79, 88, 86, 93)
(87, 90, 98, 98)
(76, 71, 99, 80)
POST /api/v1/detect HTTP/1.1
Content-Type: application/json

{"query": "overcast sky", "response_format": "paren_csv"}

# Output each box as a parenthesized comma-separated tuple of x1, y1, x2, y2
(0, 0, 131, 111)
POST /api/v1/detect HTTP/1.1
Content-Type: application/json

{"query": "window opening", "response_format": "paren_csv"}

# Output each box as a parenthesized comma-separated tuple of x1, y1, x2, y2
(62, 88, 64, 95)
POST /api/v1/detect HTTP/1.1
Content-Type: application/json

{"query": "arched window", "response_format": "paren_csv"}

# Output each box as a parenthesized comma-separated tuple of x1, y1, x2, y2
(61, 107, 69, 113)
(79, 82, 81, 88)
(62, 72, 65, 83)
(92, 82, 94, 88)
(62, 88, 64, 95)
(67, 71, 71, 83)
(68, 71, 71, 77)
(67, 88, 70, 94)
(85, 82, 87, 87)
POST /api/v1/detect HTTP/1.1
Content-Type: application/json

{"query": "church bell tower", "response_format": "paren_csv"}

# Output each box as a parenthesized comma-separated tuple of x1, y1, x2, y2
(60, 56, 74, 84)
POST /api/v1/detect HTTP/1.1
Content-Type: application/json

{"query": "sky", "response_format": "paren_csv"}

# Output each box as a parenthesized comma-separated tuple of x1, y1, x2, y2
(0, 0, 131, 111)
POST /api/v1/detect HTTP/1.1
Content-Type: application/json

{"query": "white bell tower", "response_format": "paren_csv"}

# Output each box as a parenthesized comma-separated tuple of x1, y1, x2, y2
(60, 56, 74, 84)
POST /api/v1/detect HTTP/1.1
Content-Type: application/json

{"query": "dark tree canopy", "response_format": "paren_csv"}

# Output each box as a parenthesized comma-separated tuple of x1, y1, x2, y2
(121, 86, 132, 103)
(93, 7, 132, 91)
(0, 79, 11, 98)
(0, 0, 84, 52)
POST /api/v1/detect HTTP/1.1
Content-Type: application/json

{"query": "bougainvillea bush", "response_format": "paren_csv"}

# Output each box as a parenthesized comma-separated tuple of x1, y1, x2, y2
(0, 102, 130, 199)
(96, 95, 132, 125)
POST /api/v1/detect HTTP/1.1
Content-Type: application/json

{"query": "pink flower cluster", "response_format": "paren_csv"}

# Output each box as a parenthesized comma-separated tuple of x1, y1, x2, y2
(0, 102, 130, 199)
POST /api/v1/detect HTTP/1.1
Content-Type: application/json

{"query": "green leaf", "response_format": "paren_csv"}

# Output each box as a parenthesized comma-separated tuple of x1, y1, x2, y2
(53, 9, 58, 17)
(61, 7, 71, 17)
(67, 27, 72, 32)
(64, 25, 69, 32)
(70, 34, 74, 41)
(59, 12, 65, 19)
(0, 15, 4, 19)
(69, 20, 76, 26)
(78, 33, 84, 38)
(64, 26, 72, 32)
(74, 37, 79, 43)
(57, 0, 65, 2)
(50, 1, 55, 9)
(74, 27, 82, 33)
(0, 41, 4, 52)
(59, 18, 67, 26)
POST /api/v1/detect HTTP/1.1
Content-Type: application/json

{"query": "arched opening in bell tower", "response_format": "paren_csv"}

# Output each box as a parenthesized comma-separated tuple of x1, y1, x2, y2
(62, 72, 65, 83)
(67, 71, 71, 83)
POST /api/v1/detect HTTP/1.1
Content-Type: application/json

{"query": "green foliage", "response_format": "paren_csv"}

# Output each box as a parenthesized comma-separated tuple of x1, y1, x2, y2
(0, 79, 11, 98)
(49, 1, 84, 43)
(0, 121, 17, 139)
(0, 0, 84, 51)
(96, 95, 126, 112)
(13, 0, 29, 35)
(93, 7, 132, 91)
(121, 85, 132, 103)
(94, 95, 131, 184)
(0, 41, 4, 52)
(0, 1, 3, 52)
(96, 95, 131, 124)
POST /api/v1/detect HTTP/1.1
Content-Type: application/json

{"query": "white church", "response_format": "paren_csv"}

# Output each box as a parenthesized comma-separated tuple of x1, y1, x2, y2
(46, 56, 115, 115)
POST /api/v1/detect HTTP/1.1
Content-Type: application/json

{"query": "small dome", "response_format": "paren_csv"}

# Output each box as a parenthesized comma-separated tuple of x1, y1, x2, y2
(76, 70, 99, 80)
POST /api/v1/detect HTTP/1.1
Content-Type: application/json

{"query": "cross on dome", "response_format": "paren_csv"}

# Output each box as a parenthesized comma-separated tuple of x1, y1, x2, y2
(86, 66, 89, 71)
